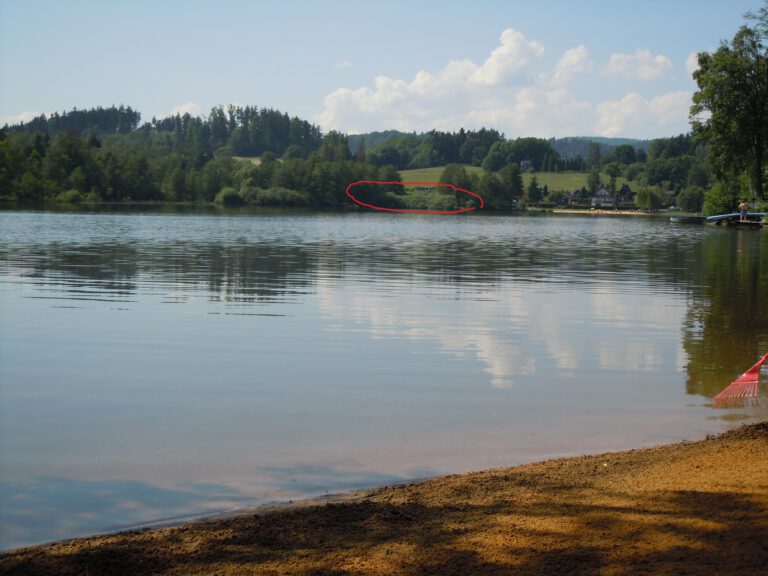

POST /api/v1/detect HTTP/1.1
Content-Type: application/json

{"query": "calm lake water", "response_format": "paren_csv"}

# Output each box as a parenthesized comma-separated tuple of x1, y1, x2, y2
(1, 207, 767, 549)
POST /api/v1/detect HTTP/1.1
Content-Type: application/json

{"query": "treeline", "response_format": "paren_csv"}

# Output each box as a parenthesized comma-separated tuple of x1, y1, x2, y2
(365, 128, 504, 169)
(365, 131, 646, 176)
(600, 135, 710, 212)
(363, 131, 657, 172)
(150, 105, 322, 157)
(9, 105, 142, 135)
(0, 123, 394, 207)
(548, 136, 650, 161)
(5, 104, 323, 159)
(0, 104, 720, 213)
(429, 133, 711, 213)
(0, 105, 370, 205)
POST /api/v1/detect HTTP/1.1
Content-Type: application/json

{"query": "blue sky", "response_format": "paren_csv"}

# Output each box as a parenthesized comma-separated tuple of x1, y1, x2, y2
(0, 0, 762, 139)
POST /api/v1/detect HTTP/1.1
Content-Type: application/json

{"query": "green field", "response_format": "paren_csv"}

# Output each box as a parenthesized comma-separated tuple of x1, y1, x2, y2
(399, 166, 483, 182)
(233, 160, 628, 193)
(399, 166, 627, 192)
(233, 156, 262, 165)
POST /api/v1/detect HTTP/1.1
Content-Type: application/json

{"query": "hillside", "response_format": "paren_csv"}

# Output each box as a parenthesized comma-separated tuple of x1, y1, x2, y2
(548, 136, 651, 159)
(346, 131, 652, 160)
(347, 130, 420, 152)
(399, 166, 628, 193)
(0, 104, 699, 211)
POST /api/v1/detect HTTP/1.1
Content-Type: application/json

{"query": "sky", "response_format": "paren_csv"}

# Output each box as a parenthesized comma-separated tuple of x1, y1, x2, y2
(0, 0, 763, 140)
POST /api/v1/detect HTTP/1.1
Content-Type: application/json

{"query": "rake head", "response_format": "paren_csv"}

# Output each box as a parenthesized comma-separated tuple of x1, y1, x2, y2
(712, 352, 768, 407)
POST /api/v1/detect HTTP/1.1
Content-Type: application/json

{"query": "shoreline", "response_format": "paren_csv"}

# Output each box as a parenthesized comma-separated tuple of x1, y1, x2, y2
(552, 208, 653, 216)
(2, 421, 767, 575)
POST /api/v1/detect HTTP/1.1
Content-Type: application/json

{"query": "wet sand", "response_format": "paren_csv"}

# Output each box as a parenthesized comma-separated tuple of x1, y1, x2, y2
(2, 422, 767, 575)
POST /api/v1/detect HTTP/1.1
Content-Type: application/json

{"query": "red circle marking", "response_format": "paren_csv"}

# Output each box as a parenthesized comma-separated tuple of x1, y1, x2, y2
(345, 180, 484, 215)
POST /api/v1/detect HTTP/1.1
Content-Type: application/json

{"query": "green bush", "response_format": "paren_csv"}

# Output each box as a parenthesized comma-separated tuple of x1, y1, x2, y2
(82, 191, 102, 203)
(54, 189, 83, 203)
(676, 186, 704, 213)
(426, 191, 460, 211)
(636, 187, 662, 210)
(382, 191, 407, 208)
(702, 182, 737, 215)
(242, 186, 312, 207)
(215, 186, 245, 206)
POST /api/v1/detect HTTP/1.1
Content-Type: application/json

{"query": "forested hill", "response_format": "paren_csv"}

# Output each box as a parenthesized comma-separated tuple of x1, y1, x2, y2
(1, 104, 708, 213)
(349, 130, 653, 172)
(0, 105, 390, 206)
(549, 136, 651, 160)
(8, 105, 142, 135)
(5, 104, 323, 158)
(347, 130, 421, 152)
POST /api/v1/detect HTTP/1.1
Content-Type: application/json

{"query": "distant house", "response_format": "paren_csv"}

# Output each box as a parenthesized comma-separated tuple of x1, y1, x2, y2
(568, 188, 587, 205)
(520, 160, 533, 172)
(619, 183, 635, 204)
(591, 187, 614, 208)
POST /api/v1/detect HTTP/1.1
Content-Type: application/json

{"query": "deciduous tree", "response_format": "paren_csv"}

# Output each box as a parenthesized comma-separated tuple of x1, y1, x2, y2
(691, 7, 768, 200)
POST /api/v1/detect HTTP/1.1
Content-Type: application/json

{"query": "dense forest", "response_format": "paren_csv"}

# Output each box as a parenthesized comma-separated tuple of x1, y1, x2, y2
(0, 104, 723, 213)
(0, 105, 342, 206)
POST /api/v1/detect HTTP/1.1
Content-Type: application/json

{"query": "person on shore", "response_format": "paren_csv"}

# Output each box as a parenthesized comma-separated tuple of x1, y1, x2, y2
(738, 201, 749, 221)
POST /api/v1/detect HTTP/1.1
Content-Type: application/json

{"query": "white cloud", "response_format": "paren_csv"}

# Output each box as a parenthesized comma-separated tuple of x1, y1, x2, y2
(604, 49, 673, 81)
(469, 28, 544, 86)
(0, 111, 40, 126)
(412, 58, 478, 96)
(319, 28, 690, 138)
(320, 77, 412, 133)
(320, 26, 547, 132)
(686, 52, 700, 76)
(466, 87, 592, 138)
(548, 45, 592, 86)
(595, 93, 645, 136)
(319, 28, 588, 136)
(595, 91, 691, 137)
(649, 91, 692, 124)
(169, 102, 202, 117)
(334, 60, 352, 69)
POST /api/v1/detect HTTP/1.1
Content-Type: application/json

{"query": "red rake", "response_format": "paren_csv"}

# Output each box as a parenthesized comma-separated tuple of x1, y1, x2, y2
(713, 352, 768, 407)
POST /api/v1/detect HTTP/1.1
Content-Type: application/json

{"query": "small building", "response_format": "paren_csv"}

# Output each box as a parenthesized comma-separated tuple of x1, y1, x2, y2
(619, 183, 635, 204)
(520, 160, 533, 172)
(568, 188, 587, 205)
(592, 187, 614, 208)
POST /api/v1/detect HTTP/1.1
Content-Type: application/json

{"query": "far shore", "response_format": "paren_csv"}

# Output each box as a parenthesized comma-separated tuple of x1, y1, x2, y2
(552, 207, 653, 216)
(2, 421, 767, 575)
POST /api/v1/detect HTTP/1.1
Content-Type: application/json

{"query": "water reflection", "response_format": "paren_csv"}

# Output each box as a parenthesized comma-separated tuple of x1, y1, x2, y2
(4, 212, 741, 389)
(1, 209, 767, 549)
(2, 211, 766, 400)
(2, 210, 766, 399)
(1, 463, 430, 548)
(682, 228, 768, 398)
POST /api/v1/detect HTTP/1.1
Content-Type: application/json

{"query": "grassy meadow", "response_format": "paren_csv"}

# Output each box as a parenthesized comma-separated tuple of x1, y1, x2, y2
(399, 166, 628, 192)
(233, 156, 263, 165)
(233, 158, 629, 195)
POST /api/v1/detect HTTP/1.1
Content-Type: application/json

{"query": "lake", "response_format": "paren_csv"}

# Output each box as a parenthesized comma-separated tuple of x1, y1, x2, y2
(1, 207, 766, 549)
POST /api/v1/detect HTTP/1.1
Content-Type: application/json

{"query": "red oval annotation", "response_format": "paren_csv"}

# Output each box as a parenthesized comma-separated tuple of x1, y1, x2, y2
(345, 180, 484, 215)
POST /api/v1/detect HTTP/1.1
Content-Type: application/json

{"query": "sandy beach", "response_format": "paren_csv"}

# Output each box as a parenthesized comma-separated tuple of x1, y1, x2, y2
(2, 422, 767, 575)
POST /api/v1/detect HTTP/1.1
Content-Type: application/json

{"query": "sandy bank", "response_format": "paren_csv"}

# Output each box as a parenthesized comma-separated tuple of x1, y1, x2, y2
(2, 422, 767, 575)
